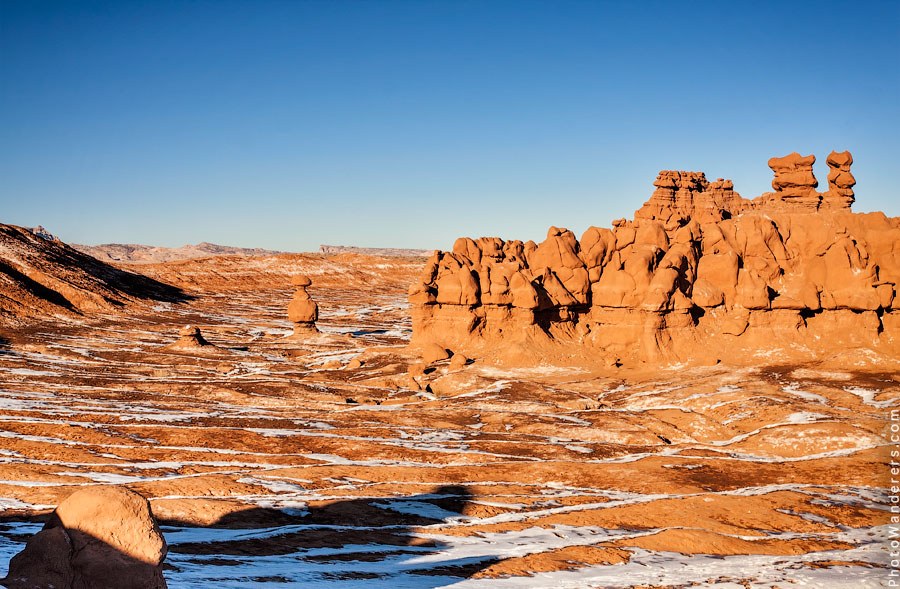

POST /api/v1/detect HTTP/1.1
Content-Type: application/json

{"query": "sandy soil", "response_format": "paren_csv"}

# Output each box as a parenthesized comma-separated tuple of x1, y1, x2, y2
(0, 254, 895, 587)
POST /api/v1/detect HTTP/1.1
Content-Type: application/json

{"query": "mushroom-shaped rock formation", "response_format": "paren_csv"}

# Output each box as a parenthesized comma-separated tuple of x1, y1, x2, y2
(167, 325, 213, 350)
(2, 486, 168, 589)
(288, 274, 319, 336)
(409, 151, 899, 367)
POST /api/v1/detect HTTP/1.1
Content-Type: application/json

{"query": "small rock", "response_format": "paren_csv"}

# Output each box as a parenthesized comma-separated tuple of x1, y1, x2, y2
(216, 363, 235, 374)
(422, 342, 451, 364)
(449, 354, 468, 369)
(169, 325, 213, 350)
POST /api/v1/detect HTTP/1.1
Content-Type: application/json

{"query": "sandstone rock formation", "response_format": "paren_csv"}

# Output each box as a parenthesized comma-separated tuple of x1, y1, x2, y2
(754, 152, 856, 212)
(288, 274, 319, 335)
(166, 325, 214, 351)
(25, 226, 60, 241)
(410, 151, 898, 365)
(2, 486, 168, 589)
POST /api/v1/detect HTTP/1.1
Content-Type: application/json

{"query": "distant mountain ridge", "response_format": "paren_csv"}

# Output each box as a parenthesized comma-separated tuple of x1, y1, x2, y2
(22, 227, 432, 263)
(70, 242, 288, 264)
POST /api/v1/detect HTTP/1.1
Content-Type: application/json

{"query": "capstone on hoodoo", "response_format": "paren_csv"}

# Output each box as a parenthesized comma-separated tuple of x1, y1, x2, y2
(409, 151, 898, 365)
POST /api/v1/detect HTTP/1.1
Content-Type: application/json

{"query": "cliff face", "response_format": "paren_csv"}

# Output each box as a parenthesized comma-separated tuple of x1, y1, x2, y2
(409, 152, 899, 366)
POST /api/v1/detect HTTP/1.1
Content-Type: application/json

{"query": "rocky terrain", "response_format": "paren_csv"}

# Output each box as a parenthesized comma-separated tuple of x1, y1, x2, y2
(0, 152, 894, 587)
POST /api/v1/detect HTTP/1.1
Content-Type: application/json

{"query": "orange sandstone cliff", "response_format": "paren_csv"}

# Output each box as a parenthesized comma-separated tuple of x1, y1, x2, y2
(409, 151, 899, 366)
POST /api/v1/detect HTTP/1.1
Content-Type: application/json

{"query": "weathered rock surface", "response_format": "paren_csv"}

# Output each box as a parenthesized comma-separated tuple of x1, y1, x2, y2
(2, 486, 168, 589)
(410, 151, 899, 365)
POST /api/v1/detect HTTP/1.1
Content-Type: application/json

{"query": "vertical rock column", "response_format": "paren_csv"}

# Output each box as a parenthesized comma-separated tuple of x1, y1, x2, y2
(824, 150, 855, 209)
(288, 274, 319, 336)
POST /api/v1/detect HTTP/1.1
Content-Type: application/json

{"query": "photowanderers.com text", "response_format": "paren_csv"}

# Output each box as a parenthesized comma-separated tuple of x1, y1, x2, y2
(889, 409, 900, 585)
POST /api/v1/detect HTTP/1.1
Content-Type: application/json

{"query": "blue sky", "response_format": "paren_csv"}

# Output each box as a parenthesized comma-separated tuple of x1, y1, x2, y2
(1, 0, 897, 251)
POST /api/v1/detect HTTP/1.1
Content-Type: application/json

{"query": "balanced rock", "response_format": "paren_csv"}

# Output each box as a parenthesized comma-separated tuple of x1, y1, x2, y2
(409, 150, 899, 366)
(2, 486, 168, 589)
(288, 274, 319, 335)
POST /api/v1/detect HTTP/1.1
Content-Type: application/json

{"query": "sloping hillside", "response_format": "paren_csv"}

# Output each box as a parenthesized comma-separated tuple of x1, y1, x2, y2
(0, 224, 187, 324)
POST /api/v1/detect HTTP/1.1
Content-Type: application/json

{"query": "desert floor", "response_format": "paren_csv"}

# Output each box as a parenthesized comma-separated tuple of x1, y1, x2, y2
(0, 254, 895, 588)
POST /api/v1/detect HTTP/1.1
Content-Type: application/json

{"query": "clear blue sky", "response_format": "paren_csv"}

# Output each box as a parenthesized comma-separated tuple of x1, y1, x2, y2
(1, 0, 897, 251)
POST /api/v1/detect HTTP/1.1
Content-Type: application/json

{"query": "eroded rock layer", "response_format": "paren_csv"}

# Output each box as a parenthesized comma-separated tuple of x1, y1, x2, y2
(410, 152, 899, 364)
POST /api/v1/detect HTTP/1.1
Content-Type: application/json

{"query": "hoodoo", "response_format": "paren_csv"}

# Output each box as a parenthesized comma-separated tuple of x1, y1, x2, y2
(409, 151, 898, 365)
(288, 274, 319, 336)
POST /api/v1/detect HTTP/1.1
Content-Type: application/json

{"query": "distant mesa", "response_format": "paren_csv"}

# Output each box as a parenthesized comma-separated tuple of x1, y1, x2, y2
(2, 486, 168, 589)
(319, 244, 435, 258)
(410, 151, 899, 366)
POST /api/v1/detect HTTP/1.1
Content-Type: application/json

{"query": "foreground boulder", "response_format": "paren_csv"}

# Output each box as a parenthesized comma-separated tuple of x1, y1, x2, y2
(2, 486, 168, 589)
(410, 151, 899, 365)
